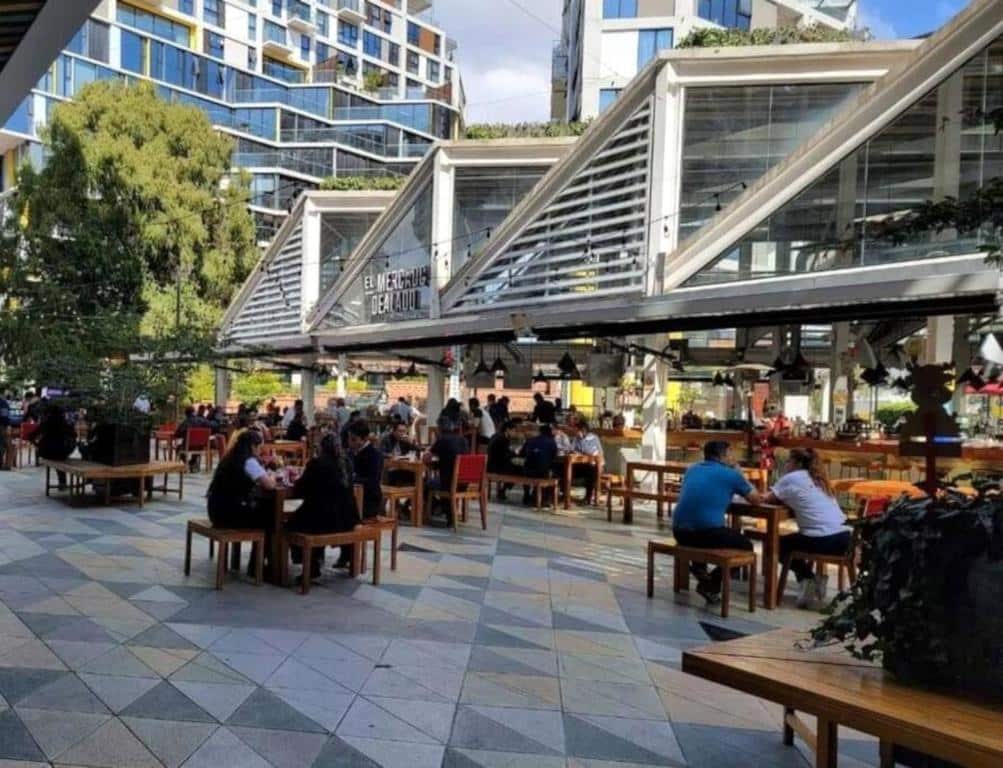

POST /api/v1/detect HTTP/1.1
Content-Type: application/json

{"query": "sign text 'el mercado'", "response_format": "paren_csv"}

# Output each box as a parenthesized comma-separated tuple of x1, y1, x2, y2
(364, 265, 430, 318)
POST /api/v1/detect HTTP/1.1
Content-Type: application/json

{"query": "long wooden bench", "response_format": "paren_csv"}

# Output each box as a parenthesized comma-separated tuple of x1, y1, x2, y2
(41, 458, 185, 507)
(486, 473, 558, 510)
(184, 519, 264, 590)
(282, 526, 382, 594)
(607, 487, 677, 524)
(647, 539, 756, 618)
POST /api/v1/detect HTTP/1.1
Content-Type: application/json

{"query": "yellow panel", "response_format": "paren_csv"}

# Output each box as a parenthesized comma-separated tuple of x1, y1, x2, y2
(570, 380, 594, 409)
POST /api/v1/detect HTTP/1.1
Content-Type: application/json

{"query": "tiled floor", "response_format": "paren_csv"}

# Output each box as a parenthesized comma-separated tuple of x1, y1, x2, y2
(0, 466, 879, 767)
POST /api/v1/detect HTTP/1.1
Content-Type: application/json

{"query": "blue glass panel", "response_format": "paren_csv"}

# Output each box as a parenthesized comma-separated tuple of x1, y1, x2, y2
(121, 30, 144, 74)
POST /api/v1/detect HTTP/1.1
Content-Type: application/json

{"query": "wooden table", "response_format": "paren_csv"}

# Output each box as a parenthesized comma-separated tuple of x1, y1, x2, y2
(384, 457, 425, 527)
(269, 440, 308, 466)
(845, 479, 925, 501)
(727, 501, 794, 610)
(683, 628, 1003, 768)
(619, 460, 685, 524)
(41, 459, 185, 507)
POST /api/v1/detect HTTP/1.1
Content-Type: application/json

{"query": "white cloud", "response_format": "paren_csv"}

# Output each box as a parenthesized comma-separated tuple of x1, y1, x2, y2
(431, 0, 561, 124)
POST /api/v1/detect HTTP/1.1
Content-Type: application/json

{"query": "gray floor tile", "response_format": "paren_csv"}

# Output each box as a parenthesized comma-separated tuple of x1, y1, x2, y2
(0, 668, 66, 705)
(15, 706, 109, 760)
(310, 735, 381, 767)
(230, 726, 328, 768)
(0, 708, 50, 762)
(120, 680, 217, 723)
(122, 717, 217, 768)
(56, 716, 162, 767)
(16, 671, 109, 714)
(226, 687, 326, 732)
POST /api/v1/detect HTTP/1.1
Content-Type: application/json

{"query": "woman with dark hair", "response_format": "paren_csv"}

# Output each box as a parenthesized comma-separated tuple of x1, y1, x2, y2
(765, 447, 850, 609)
(286, 433, 361, 579)
(33, 404, 77, 488)
(207, 429, 276, 572)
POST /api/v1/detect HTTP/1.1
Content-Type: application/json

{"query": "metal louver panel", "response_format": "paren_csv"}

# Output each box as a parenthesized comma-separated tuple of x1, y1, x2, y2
(224, 222, 304, 346)
(447, 98, 652, 314)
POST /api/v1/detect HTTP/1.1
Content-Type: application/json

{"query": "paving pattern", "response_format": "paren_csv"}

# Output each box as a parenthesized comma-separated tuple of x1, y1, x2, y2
(0, 466, 879, 767)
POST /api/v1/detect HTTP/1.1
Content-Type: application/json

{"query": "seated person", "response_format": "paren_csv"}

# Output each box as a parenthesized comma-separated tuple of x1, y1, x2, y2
(531, 392, 556, 424)
(286, 433, 360, 580)
(487, 421, 519, 500)
(553, 426, 573, 456)
(424, 418, 469, 523)
(520, 423, 558, 506)
(469, 397, 495, 444)
(672, 440, 762, 604)
(174, 405, 210, 471)
(34, 405, 77, 488)
(206, 430, 276, 576)
(765, 448, 851, 608)
(381, 422, 417, 487)
(347, 421, 383, 519)
(284, 411, 308, 442)
(572, 421, 604, 505)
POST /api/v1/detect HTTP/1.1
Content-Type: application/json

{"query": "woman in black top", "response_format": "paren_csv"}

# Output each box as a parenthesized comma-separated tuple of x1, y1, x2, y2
(287, 433, 360, 579)
(34, 405, 77, 488)
(487, 421, 519, 501)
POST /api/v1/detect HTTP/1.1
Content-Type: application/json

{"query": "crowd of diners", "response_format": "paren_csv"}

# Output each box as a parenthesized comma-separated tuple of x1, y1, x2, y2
(199, 391, 608, 587)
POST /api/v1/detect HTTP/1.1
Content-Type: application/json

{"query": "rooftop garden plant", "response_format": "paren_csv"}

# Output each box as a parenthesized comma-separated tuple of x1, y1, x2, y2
(676, 24, 862, 49)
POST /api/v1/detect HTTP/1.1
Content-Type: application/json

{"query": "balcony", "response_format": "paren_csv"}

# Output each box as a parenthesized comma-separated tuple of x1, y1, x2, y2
(262, 26, 293, 57)
(407, 0, 433, 14)
(335, 0, 365, 23)
(287, 2, 315, 33)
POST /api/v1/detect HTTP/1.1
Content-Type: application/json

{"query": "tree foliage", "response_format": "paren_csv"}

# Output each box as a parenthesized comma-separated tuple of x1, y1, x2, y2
(232, 371, 291, 404)
(676, 24, 861, 49)
(0, 80, 257, 414)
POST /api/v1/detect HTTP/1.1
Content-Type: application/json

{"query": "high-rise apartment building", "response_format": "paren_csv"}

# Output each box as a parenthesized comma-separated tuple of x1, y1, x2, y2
(0, 0, 464, 241)
(552, 0, 856, 122)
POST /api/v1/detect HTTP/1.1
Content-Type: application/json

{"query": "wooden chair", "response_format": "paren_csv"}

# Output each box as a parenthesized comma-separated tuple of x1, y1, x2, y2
(647, 539, 756, 619)
(283, 527, 381, 594)
(840, 457, 883, 479)
(16, 421, 37, 467)
(181, 427, 213, 472)
(428, 453, 488, 531)
(777, 538, 859, 604)
(486, 472, 558, 510)
(209, 433, 227, 467)
(381, 464, 419, 525)
(360, 515, 399, 572)
(184, 519, 264, 590)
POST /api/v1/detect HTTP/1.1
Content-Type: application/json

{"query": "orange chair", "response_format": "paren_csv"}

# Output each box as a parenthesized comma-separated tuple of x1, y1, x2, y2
(427, 453, 489, 531)
(182, 427, 213, 472)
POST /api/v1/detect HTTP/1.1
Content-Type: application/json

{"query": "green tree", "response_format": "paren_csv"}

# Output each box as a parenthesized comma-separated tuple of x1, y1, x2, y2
(0, 80, 257, 414)
(232, 371, 291, 405)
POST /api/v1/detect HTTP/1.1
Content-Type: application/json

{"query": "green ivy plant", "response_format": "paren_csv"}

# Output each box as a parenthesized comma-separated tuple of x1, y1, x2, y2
(463, 121, 591, 140)
(676, 24, 861, 49)
(813, 486, 1003, 694)
(318, 175, 407, 191)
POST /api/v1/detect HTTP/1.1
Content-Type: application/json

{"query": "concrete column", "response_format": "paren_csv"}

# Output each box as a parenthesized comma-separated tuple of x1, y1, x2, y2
(829, 322, 850, 423)
(648, 63, 683, 292)
(214, 366, 231, 409)
(336, 354, 347, 398)
(925, 315, 955, 365)
(300, 204, 322, 324)
(426, 367, 445, 442)
(428, 150, 455, 319)
(448, 345, 462, 402)
(301, 369, 316, 424)
(640, 334, 667, 469)
(934, 72, 963, 205)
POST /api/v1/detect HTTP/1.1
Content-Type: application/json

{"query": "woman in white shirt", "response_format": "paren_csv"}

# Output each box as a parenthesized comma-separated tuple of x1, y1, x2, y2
(765, 448, 850, 608)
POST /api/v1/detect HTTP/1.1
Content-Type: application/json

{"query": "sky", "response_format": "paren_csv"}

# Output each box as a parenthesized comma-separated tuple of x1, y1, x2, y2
(431, 0, 971, 124)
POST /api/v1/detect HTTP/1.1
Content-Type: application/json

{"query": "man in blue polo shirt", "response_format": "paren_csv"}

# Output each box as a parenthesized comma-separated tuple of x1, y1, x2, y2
(673, 440, 762, 603)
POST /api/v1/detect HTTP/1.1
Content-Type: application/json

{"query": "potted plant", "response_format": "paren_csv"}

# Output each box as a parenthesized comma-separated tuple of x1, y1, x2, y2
(813, 482, 1003, 704)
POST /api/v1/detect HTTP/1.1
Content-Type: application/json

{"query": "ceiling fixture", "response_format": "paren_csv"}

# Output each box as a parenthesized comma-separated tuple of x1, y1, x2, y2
(723, 373, 736, 389)
(473, 347, 490, 376)
(406, 362, 418, 377)
(956, 367, 985, 391)
(557, 351, 578, 376)
(533, 369, 548, 383)
(491, 353, 508, 374)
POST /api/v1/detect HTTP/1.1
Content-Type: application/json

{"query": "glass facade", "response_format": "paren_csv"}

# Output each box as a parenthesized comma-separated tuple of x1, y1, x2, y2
(697, 0, 752, 31)
(328, 182, 433, 326)
(598, 88, 620, 113)
(685, 35, 1003, 286)
(319, 211, 383, 293)
(679, 82, 863, 242)
(452, 166, 548, 271)
(637, 28, 671, 69)
(603, 0, 637, 19)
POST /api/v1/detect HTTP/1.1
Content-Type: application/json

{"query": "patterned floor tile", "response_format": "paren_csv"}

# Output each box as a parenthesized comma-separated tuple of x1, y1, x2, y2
(0, 709, 46, 763)
(119, 681, 217, 723)
(337, 735, 445, 768)
(78, 673, 161, 714)
(15, 707, 108, 761)
(563, 713, 685, 766)
(460, 673, 562, 710)
(230, 726, 327, 768)
(226, 687, 326, 732)
(55, 716, 161, 767)
(180, 726, 270, 768)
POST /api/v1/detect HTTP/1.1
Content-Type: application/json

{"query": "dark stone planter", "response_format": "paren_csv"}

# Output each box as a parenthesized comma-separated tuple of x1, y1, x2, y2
(89, 423, 151, 466)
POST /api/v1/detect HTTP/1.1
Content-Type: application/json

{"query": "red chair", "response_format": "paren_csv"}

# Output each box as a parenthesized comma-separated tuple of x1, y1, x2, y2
(862, 497, 891, 518)
(182, 427, 213, 472)
(427, 453, 489, 532)
(17, 421, 37, 467)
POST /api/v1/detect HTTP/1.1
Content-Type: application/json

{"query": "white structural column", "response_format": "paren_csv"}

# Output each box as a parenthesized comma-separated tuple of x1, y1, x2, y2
(428, 148, 455, 319)
(300, 202, 322, 326)
(336, 354, 348, 398)
(641, 335, 668, 466)
(925, 316, 955, 365)
(301, 369, 316, 424)
(214, 365, 231, 408)
(427, 367, 445, 441)
(829, 322, 850, 423)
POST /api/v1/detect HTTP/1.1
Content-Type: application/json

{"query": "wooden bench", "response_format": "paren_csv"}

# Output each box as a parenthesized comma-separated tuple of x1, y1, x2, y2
(360, 515, 398, 572)
(486, 473, 558, 510)
(184, 519, 264, 590)
(607, 487, 677, 524)
(647, 539, 756, 619)
(282, 526, 382, 594)
(42, 459, 185, 507)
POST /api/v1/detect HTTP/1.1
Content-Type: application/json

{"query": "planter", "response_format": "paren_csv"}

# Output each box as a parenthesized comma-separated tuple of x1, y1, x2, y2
(88, 423, 151, 466)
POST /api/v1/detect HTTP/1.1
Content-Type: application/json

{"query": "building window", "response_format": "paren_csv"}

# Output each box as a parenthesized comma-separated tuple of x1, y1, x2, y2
(317, 41, 330, 62)
(388, 42, 400, 66)
(338, 20, 358, 46)
(444, 65, 452, 82)
(264, 20, 287, 45)
(317, 10, 328, 37)
(427, 60, 439, 82)
(363, 31, 381, 58)
(602, 0, 637, 18)
(116, 4, 187, 47)
(248, 13, 257, 39)
(179, 0, 194, 14)
(272, 0, 283, 17)
(598, 88, 621, 112)
(204, 30, 224, 59)
(301, 35, 311, 58)
(406, 50, 419, 74)
(248, 48, 258, 69)
(407, 21, 419, 45)
(263, 56, 305, 83)
(637, 28, 672, 68)
(697, 0, 752, 31)
(120, 30, 145, 73)
(203, 0, 223, 27)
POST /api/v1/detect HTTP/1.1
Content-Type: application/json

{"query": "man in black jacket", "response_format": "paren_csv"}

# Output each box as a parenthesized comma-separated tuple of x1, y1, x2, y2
(347, 420, 383, 519)
(520, 424, 558, 505)
(532, 393, 557, 424)
(486, 421, 519, 501)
